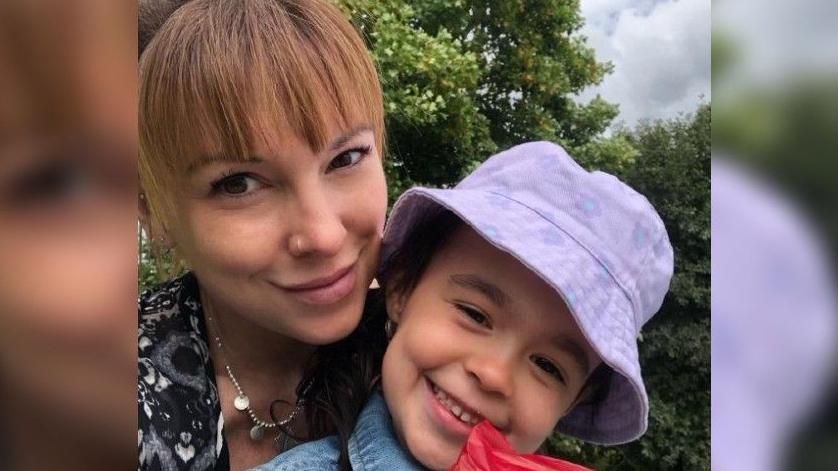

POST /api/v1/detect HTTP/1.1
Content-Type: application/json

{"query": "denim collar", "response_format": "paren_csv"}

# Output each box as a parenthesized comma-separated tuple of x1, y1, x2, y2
(348, 392, 425, 471)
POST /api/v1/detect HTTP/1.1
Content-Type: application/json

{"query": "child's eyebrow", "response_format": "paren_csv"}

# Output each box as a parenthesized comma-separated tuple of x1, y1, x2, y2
(552, 335, 590, 377)
(449, 274, 510, 308)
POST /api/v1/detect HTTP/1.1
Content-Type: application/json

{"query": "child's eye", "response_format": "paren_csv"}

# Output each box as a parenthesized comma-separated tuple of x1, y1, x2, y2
(531, 355, 566, 384)
(327, 146, 371, 172)
(210, 173, 264, 197)
(455, 304, 491, 327)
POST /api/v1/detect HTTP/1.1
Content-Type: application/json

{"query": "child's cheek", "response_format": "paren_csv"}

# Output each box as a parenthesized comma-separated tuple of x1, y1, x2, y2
(508, 391, 567, 454)
(401, 312, 462, 369)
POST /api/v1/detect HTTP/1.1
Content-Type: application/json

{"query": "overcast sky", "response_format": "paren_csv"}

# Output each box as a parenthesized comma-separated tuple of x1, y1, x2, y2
(576, 0, 711, 128)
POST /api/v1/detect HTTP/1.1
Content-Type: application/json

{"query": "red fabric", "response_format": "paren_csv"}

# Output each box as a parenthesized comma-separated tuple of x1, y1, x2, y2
(450, 421, 594, 471)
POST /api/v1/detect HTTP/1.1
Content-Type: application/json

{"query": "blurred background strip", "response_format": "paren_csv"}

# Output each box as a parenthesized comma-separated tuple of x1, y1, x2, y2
(0, 0, 137, 469)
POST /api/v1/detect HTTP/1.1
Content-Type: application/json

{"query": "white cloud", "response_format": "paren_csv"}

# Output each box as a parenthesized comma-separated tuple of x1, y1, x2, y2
(577, 0, 711, 128)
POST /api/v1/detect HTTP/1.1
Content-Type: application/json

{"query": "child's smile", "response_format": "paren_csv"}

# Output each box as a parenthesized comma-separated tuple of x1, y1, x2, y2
(424, 377, 486, 442)
(429, 379, 483, 427)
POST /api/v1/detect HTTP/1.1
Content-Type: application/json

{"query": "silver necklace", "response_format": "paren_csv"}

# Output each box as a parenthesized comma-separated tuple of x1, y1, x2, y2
(206, 313, 309, 444)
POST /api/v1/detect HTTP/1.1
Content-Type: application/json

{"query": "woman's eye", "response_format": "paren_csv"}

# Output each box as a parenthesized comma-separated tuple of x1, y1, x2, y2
(327, 146, 370, 172)
(456, 304, 491, 327)
(211, 173, 263, 196)
(531, 355, 565, 384)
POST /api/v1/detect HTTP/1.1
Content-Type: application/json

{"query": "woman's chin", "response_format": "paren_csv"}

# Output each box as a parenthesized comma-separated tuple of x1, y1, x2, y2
(294, 307, 364, 345)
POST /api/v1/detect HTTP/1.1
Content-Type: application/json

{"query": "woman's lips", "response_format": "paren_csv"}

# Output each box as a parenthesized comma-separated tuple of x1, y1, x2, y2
(282, 263, 356, 305)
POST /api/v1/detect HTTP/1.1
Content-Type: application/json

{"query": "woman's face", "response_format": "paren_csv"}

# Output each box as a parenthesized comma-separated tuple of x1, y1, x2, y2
(167, 118, 387, 345)
(381, 226, 601, 470)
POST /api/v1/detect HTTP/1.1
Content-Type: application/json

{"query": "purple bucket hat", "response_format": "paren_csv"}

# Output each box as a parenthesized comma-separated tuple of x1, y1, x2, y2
(381, 141, 674, 445)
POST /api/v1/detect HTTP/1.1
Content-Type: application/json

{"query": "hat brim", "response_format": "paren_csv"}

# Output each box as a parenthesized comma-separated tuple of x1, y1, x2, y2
(381, 187, 649, 445)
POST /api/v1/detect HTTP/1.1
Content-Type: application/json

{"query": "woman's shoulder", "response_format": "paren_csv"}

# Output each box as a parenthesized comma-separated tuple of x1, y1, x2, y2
(138, 271, 224, 470)
(138, 272, 204, 335)
(139, 271, 199, 317)
(138, 271, 208, 368)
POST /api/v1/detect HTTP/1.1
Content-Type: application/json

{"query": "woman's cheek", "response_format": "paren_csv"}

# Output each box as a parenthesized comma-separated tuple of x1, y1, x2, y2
(371, 166, 388, 234)
(179, 205, 282, 273)
(340, 163, 388, 238)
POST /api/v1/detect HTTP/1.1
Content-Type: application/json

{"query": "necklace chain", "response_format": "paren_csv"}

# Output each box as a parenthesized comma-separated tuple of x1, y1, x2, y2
(205, 312, 309, 444)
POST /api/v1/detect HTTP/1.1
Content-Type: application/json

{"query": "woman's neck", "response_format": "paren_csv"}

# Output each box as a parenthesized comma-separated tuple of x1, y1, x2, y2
(200, 290, 316, 380)
(200, 290, 316, 469)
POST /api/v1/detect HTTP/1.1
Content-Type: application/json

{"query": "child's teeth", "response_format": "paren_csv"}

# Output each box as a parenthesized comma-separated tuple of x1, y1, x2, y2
(433, 383, 482, 425)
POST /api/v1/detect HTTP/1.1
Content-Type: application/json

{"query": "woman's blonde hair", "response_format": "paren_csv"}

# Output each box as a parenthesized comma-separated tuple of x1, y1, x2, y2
(139, 0, 384, 249)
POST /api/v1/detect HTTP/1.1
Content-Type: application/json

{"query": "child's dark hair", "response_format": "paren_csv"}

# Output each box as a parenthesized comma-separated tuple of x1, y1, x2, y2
(379, 207, 467, 303)
(288, 207, 611, 469)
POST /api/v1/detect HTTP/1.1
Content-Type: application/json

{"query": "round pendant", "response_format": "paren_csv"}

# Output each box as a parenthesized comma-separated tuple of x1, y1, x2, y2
(234, 394, 250, 411)
(250, 425, 264, 441)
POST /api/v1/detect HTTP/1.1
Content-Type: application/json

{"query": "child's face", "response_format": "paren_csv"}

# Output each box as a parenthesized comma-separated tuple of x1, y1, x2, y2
(382, 226, 601, 470)
(166, 118, 388, 345)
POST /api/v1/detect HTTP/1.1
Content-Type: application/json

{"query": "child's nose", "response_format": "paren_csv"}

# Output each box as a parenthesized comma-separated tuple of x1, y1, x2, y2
(464, 350, 514, 397)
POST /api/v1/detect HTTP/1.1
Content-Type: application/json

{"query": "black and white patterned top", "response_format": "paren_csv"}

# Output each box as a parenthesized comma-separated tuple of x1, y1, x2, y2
(138, 273, 230, 471)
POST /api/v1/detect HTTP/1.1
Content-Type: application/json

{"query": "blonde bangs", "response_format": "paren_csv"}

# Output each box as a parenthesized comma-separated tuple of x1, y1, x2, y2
(139, 0, 384, 225)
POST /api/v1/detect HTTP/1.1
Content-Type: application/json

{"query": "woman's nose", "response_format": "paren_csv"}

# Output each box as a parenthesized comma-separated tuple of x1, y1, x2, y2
(286, 189, 346, 258)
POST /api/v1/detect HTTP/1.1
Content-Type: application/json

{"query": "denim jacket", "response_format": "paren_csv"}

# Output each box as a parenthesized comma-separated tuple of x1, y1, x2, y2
(251, 393, 424, 471)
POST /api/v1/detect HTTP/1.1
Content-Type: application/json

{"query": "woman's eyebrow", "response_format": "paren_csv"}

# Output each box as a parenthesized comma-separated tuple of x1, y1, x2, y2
(328, 124, 373, 152)
(449, 273, 510, 308)
(186, 155, 263, 175)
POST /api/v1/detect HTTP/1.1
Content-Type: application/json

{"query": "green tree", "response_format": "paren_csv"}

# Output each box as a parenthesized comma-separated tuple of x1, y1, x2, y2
(547, 105, 711, 470)
(339, 0, 617, 198)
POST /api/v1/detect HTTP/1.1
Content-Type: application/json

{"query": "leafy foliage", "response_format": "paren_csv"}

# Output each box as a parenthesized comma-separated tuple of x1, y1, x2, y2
(338, 0, 615, 199)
